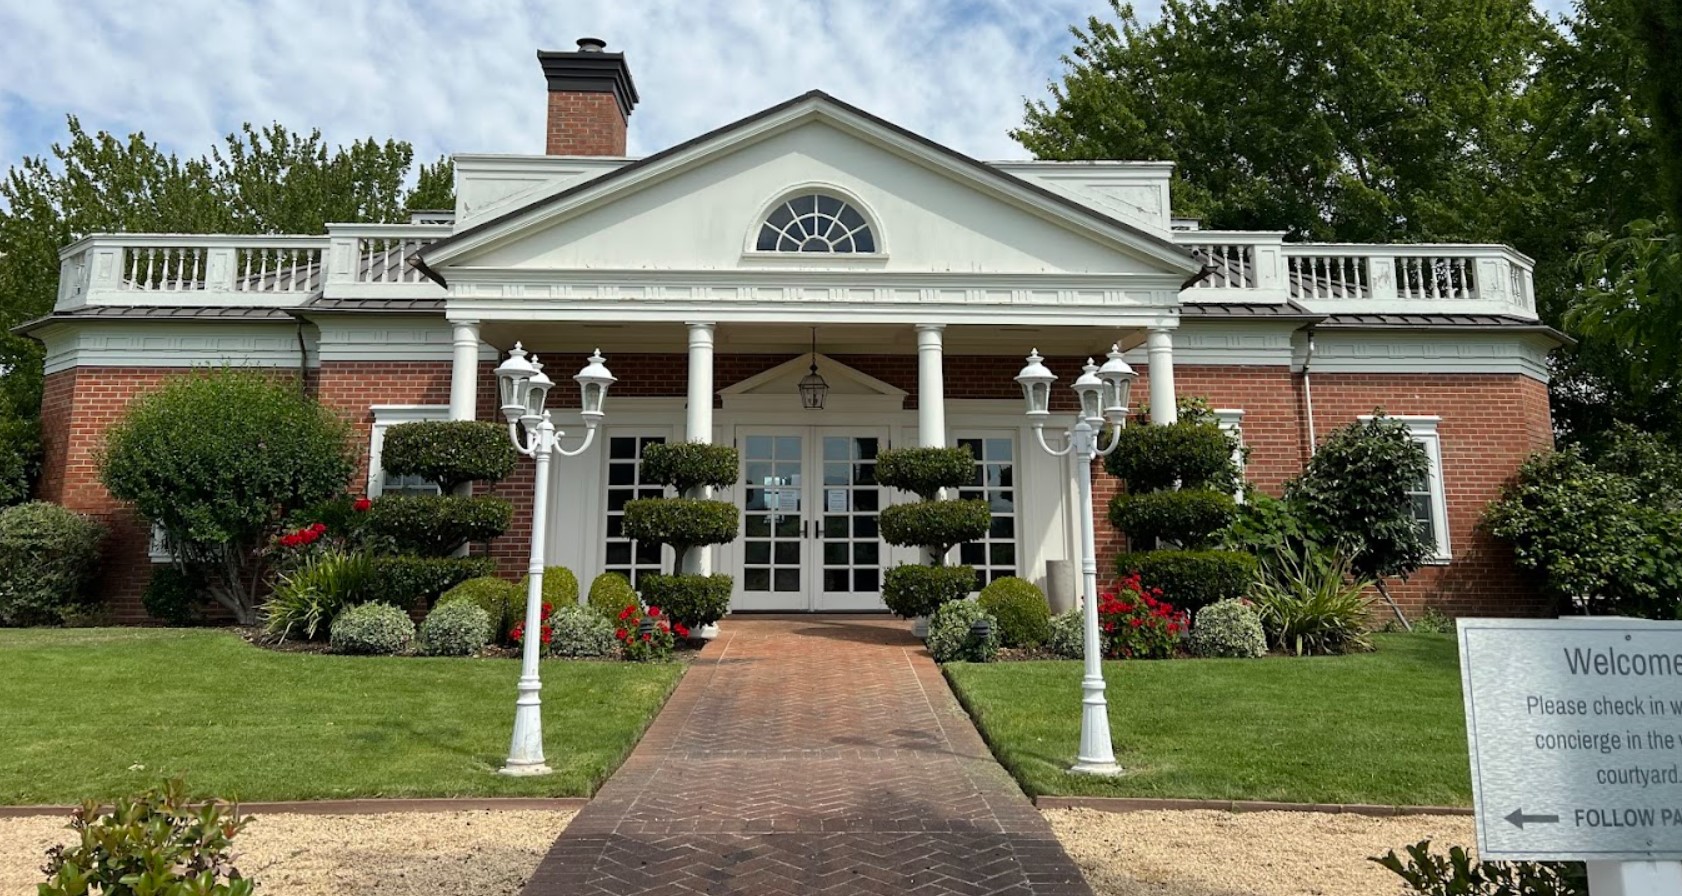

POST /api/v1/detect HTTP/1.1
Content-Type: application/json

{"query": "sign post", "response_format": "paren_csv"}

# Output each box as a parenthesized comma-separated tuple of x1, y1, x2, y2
(1459, 619, 1682, 894)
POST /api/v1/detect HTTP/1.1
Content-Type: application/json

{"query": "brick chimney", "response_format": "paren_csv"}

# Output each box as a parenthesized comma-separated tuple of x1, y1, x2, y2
(537, 38, 639, 156)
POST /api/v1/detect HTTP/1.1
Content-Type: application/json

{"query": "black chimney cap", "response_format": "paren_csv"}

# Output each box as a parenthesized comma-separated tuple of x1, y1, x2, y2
(537, 41, 640, 118)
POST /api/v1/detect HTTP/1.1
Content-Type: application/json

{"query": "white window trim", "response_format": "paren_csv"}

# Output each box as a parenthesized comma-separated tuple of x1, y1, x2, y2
(1213, 409, 1245, 503)
(1360, 414, 1451, 563)
(368, 405, 451, 498)
(740, 182, 889, 260)
(148, 523, 174, 564)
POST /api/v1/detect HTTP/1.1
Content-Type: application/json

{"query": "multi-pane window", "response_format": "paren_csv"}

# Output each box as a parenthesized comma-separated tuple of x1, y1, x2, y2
(1361, 415, 1451, 561)
(368, 406, 449, 498)
(755, 194, 877, 253)
(956, 435, 1017, 586)
(604, 434, 669, 588)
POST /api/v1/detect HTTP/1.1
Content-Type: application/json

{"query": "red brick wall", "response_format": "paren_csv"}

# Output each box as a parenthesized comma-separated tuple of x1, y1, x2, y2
(546, 92, 626, 156)
(315, 360, 452, 491)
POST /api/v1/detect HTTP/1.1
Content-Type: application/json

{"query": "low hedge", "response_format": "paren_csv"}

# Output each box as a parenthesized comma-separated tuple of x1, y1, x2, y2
(364, 494, 513, 556)
(622, 498, 739, 553)
(879, 499, 991, 554)
(418, 600, 492, 656)
(875, 447, 975, 500)
(329, 602, 415, 655)
(370, 555, 495, 609)
(639, 573, 732, 629)
(587, 571, 640, 620)
(1114, 549, 1258, 615)
(517, 566, 580, 610)
(640, 442, 739, 493)
(1187, 598, 1267, 658)
(1108, 489, 1236, 549)
(0, 501, 106, 627)
(882, 564, 976, 619)
(977, 576, 1051, 648)
(142, 566, 204, 627)
(926, 599, 999, 663)
(1103, 421, 1239, 494)
(380, 420, 517, 491)
(438, 576, 521, 644)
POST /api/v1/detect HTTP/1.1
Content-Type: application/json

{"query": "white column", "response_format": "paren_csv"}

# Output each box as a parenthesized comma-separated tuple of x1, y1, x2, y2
(916, 324, 946, 448)
(1147, 327, 1177, 425)
(449, 320, 480, 421)
(686, 322, 716, 575)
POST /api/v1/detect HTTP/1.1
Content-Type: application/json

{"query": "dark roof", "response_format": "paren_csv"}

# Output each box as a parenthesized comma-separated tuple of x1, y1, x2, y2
(1317, 312, 1572, 346)
(294, 295, 445, 314)
(1179, 300, 1324, 322)
(414, 91, 1197, 283)
(13, 305, 296, 335)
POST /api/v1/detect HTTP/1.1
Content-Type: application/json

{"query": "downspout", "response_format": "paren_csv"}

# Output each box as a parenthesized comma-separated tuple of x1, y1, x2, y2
(1301, 328, 1317, 453)
(296, 321, 312, 397)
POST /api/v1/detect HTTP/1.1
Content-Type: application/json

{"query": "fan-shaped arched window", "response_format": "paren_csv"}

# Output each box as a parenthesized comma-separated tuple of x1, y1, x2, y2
(756, 194, 877, 253)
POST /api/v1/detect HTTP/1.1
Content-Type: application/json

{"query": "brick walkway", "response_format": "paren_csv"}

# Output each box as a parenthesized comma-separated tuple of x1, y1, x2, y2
(522, 615, 1094, 896)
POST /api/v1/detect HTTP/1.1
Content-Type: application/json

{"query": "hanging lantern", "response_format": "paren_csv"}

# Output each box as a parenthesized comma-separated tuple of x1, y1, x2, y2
(797, 328, 828, 410)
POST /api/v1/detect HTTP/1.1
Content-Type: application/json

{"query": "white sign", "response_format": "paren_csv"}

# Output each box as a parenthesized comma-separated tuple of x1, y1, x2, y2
(1459, 618, 1682, 862)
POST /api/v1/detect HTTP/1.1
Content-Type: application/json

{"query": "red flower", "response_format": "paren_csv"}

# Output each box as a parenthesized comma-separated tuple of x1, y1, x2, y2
(1129, 618, 1143, 628)
(616, 628, 627, 640)
(310, 523, 327, 534)
(510, 622, 525, 641)
(674, 623, 690, 638)
(541, 602, 553, 617)
(647, 606, 661, 617)
(618, 606, 634, 621)
(540, 628, 553, 644)
(353, 497, 372, 512)
(641, 632, 651, 642)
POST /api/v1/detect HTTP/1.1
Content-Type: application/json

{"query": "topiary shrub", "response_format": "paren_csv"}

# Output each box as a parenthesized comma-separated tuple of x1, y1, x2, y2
(0, 501, 106, 627)
(39, 778, 255, 896)
(1108, 490, 1237, 549)
(1047, 609, 1084, 658)
(926, 599, 999, 663)
(549, 603, 620, 658)
(640, 442, 739, 493)
(1187, 599, 1267, 658)
(1104, 421, 1241, 494)
(875, 447, 976, 500)
(878, 500, 992, 556)
(99, 369, 356, 624)
(418, 600, 491, 656)
(977, 576, 1051, 648)
(587, 571, 640, 620)
(517, 565, 580, 611)
(1113, 549, 1258, 616)
(142, 565, 205, 627)
(640, 573, 732, 630)
(380, 420, 517, 491)
(263, 551, 378, 642)
(363, 494, 513, 555)
(882, 564, 977, 619)
(329, 601, 415, 655)
(622, 498, 739, 559)
(438, 576, 520, 643)
(367, 555, 494, 609)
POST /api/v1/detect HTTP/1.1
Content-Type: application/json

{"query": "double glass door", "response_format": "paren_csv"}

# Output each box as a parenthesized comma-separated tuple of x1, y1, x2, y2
(736, 427, 887, 611)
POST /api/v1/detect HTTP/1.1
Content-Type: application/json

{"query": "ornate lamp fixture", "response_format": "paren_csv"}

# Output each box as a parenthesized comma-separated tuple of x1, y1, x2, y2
(797, 328, 829, 410)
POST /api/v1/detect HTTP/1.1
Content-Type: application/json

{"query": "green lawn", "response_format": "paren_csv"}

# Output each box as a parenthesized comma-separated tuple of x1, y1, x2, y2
(0, 628, 683, 803)
(944, 633, 1469, 806)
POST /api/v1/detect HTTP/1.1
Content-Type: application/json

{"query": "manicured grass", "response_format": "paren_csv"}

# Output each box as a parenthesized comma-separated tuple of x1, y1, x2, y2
(0, 628, 683, 803)
(944, 633, 1469, 806)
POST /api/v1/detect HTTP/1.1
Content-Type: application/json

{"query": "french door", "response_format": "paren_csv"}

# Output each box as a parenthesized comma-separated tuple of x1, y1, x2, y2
(735, 427, 888, 612)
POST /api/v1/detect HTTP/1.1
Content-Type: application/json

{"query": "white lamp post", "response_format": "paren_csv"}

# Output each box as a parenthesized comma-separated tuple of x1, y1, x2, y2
(494, 342, 615, 776)
(1016, 345, 1136, 776)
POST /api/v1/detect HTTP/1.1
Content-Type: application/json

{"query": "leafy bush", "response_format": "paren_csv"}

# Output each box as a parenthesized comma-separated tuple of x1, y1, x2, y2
(875, 447, 976, 500)
(1251, 548, 1374, 655)
(1104, 420, 1240, 493)
(926, 599, 1000, 662)
(263, 551, 377, 642)
(879, 499, 992, 555)
(367, 555, 493, 609)
(364, 494, 513, 556)
(0, 501, 105, 627)
(0, 416, 39, 508)
(517, 565, 580, 611)
(99, 369, 356, 624)
(1287, 412, 1432, 584)
(380, 420, 517, 491)
(977, 577, 1051, 647)
(329, 601, 415, 655)
(418, 600, 491, 656)
(640, 442, 739, 493)
(1372, 839, 1585, 896)
(622, 498, 740, 555)
(1097, 573, 1187, 659)
(549, 603, 620, 658)
(882, 564, 977, 619)
(142, 566, 204, 627)
(1109, 490, 1237, 549)
(438, 576, 520, 643)
(640, 573, 732, 629)
(615, 606, 682, 661)
(39, 778, 255, 896)
(1114, 549, 1258, 615)
(1187, 599, 1267, 658)
(1221, 491, 1320, 563)
(588, 571, 640, 620)
(1047, 609, 1085, 658)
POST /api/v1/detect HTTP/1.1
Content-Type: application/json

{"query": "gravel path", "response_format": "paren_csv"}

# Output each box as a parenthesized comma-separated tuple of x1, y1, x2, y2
(1044, 808, 1474, 896)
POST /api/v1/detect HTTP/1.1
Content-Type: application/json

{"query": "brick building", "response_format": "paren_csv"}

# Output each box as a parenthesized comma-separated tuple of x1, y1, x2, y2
(25, 41, 1559, 622)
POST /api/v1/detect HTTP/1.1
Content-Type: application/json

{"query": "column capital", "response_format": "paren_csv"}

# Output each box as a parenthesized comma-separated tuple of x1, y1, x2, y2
(915, 323, 946, 332)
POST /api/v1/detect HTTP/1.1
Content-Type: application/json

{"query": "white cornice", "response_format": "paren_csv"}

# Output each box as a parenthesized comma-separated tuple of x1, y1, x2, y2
(314, 318, 469, 363)
(40, 321, 307, 375)
(1306, 331, 1554, 382)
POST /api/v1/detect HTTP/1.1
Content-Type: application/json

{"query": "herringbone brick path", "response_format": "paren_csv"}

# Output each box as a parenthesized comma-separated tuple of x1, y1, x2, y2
(522, 615, 1094, 896)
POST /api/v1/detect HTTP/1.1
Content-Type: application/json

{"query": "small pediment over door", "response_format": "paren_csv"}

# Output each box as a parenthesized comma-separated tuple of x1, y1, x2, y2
(719, 354, 906, 413)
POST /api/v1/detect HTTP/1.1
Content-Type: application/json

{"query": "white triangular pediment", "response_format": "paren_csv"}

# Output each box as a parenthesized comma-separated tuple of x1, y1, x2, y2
(720, 354, 905, 412)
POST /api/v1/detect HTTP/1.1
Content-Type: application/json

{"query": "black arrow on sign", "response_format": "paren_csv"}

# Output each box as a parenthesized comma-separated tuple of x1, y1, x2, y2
(1505, 809, 1561, 830)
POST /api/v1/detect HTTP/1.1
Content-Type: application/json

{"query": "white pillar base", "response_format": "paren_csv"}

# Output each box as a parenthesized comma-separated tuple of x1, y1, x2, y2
(497, 761, 553, 777)
(694, 623, 720, 641)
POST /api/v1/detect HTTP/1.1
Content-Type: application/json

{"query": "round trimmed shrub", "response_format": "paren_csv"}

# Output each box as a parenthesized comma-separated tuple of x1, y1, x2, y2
(639, 573, 732, 629)
(419, 600, 491, 656)
(1103, 421, 1240, 494)
(549, 603, 620, 657)
(380, 420, 517, 491)
(141, 566, 203, 627)
(875, 447, 975, 500)
(977, 577, 1051, 648)
(0, 501, 106, 627)
(1108, 490, 1237, 549)
(925, 599, 999, 663)
(588, 571, 640, 620)
(364, 494, 513, 556)
(368, 555, 494, 609)
(1187, 599, 1267, 658)
(878, 500, 992, 554)
(640, 442, 739, 493)
(438, 576, 520, 643)
(1047, 609, 1084, 658)
(622, 498, 739, 555)
(518, 566, 580, 611)
(329, 602, 415, 655)
(1114, 549, 1258, 615)
(882, 564, 976, 619)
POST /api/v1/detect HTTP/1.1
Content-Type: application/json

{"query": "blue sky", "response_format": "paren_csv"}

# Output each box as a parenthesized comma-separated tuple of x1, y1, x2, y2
(0, 0, 1581, 176)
